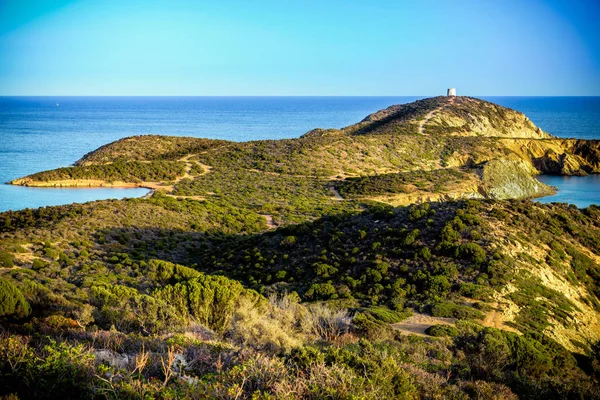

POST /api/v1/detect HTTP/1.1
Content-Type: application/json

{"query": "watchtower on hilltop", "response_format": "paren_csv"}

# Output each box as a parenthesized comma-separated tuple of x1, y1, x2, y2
(447, 88, 456, 96)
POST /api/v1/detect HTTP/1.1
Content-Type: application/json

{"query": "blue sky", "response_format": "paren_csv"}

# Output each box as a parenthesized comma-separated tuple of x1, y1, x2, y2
(0, 0, 598, 95)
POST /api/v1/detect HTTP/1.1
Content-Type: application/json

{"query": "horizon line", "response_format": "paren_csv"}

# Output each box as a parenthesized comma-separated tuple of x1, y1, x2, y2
(2, 94, 599, 98)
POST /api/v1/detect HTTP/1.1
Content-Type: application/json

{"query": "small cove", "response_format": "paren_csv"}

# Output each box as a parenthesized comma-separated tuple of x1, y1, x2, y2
(1, 185, 151, 212)
(535, 175, 600, 208)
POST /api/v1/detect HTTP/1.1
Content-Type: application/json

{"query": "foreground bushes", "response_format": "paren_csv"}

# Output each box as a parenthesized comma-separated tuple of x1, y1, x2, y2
(1, 294, 599, 400)
(3, 323, 596, 400)
(0, 336, 94, 399)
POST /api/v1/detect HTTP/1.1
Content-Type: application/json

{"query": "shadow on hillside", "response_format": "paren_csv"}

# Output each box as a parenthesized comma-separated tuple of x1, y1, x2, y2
(94, 200, 459, 280)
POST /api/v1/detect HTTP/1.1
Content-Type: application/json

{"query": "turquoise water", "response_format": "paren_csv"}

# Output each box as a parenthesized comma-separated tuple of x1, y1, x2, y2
(0, 96, 598, 212)
(536, 175, 600, 208)
(2, 186, 151, 211)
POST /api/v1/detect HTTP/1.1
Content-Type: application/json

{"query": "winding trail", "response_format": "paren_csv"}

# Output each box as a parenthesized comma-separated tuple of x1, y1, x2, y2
(150, 154, 214, 200)
(261, 214, 277, 229)
(177, 154, 197, 180)
(392, 313, 456, 337)
(328, 186, 344, 200)
(417, 97, 455, 135)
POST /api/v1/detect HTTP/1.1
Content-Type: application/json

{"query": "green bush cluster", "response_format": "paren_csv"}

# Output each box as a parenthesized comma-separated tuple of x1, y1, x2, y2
(0, 278, 31, 319)
(425, 324, 459, 337)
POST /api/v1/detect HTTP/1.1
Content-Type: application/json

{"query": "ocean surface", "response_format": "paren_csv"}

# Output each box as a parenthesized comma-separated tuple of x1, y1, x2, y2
(0, 96, 598, 212)
(536, 175, 600, 208)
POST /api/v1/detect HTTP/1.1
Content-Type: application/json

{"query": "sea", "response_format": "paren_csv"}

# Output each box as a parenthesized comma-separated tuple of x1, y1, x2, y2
(0, 96, 598, 212)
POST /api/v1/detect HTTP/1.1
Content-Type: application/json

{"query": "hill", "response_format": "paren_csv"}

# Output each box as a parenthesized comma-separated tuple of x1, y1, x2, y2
(1, 96, 600, 399)
(342, 96, 552, 138)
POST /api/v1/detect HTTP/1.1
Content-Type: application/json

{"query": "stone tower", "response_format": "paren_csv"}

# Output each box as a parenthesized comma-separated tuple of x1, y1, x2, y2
(447, 88, 456, 96)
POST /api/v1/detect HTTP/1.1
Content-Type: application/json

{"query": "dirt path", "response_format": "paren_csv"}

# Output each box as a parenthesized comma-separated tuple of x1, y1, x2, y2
(417, 97, 455, 135)
(177, 154, 197, 180)
(328, 186, 344, 200)
(391, 313, 456, 337)
(482, 302, 502, 329)
(164, 194, 205, 201)
(261, 214, 277, 229)
(146, 154, 213, 200)
(481, 301, 520, 333)
(11, 243, 37, 264)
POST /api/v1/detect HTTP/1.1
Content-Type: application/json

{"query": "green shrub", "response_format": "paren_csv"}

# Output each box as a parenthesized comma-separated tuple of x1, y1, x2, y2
(431, 302, 484, 320)
(425, 324, 458, 337)
(305, 283, 338, 300)
(31, 258, 48, 271)
(456, 243, 487, 265)
(352, 312, 394, 340)
(364, 306, 412, 323)
(0, 337, 94, 399)
(0, 251, 14, 268)
(459, 283, 492, 299)
(155, 273, 261, 333)
(0, 278, 31, 319)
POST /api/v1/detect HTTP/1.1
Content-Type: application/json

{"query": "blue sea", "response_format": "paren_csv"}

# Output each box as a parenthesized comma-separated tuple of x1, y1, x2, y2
(0, 96, 598, 212)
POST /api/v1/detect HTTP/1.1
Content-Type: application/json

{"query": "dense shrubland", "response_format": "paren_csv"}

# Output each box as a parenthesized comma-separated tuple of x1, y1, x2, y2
(172, 167, 360, 225)
(1, 306, 598, 399)
(1, 197, 599, 398)
(76, 136, 229, 164)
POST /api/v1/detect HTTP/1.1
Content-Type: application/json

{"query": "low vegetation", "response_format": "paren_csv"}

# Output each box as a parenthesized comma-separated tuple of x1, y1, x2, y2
(19, 160, 186, 184)
(337, 168, 472, 197)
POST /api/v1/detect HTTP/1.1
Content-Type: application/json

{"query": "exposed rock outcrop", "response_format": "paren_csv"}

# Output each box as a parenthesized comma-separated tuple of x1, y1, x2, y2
(500, 139, 600, 175)
(477, 158, 554, 199)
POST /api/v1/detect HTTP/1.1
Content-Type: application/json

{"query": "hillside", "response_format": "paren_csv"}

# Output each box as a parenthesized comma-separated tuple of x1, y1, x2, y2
(342, 96, 552, 138)
(1, 96, 600, 399)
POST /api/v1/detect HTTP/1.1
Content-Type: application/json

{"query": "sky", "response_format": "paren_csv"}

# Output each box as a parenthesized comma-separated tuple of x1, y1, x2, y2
(0, 0, 599, 96)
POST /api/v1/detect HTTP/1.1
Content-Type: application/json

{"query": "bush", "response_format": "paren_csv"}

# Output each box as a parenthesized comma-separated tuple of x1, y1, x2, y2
(0, 251, 14, 268)
(305, 282, 338, 300)
(352, 312, 394, 341)
(425, 324, 458, 337)
(32, 258, 48, 271)
(0, 336, 94, 399)
(456, 243, 487, 265)
(90, 283, 182, 333)
(229, 296, 302, 353)
(305, 303, 351, 341)
(155, 274, 262, 333)
(363, 306, 412, 323)
(459, 283, 492, 300)
(0, 278, 31, 319)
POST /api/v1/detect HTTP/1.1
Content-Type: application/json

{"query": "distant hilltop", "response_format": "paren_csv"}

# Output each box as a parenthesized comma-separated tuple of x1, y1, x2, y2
(344, 96, 552, 139)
